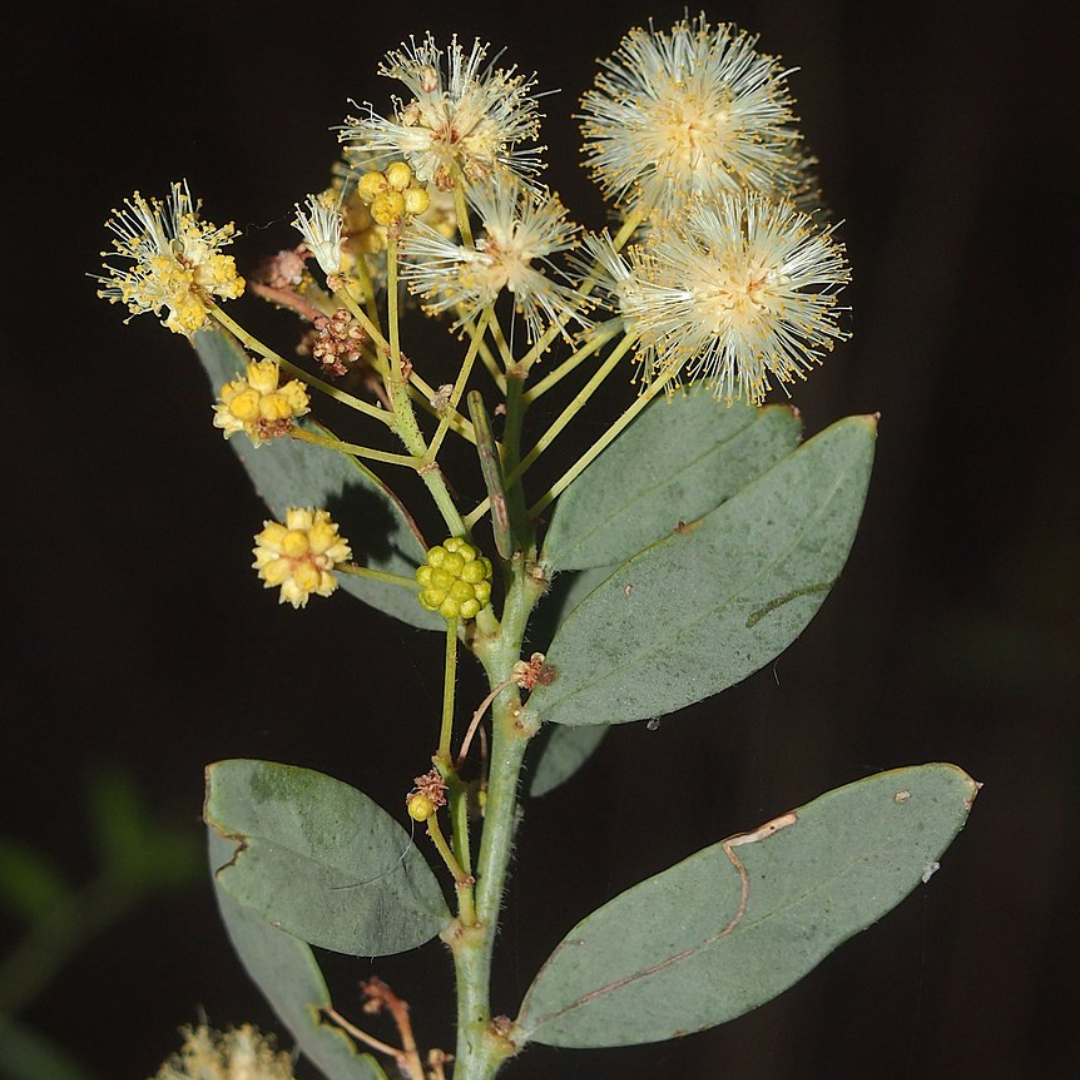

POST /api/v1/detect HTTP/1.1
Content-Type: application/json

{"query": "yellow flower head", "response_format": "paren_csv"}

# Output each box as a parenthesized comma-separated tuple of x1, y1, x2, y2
(97, 181, 244, 335)
(213, 359, 310, 446)
(152, 1023, 295, 1080)
(253, 509, 351, 609)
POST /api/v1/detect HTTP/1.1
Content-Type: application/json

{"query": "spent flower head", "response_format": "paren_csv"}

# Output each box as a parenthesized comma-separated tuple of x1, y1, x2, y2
(153, 1023, 295, 1080)
(339, 34, 544, 190)
(400, 179, 586, 343)
(623, 193, 851, 404)
(213, 359, 310, 446)
(97, 181, 244, 335)
(580, 15, 803, 217)
(253, 509, 351, 608)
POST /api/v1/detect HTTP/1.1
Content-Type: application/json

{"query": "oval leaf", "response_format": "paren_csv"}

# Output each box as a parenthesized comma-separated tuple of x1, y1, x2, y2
(192, 327, 441, 631)
(516, 763, 978, 1048)
(524, 725, 608, 798)
(206, 760, 451, 955)
(209, 831, 389, 1080)
(527, 415, 876, 726)
(542, 393, 802, 571)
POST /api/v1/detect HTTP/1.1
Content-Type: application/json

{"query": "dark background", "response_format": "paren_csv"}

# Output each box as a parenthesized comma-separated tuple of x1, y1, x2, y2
(5, 0, 1078, 1077)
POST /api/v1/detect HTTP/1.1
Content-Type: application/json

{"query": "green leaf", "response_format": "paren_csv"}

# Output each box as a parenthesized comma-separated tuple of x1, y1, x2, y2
(86, 767, 200, 889)
(542, 393, 802, 571)
(209, 831, 389, 1080)
(0, 840, 67, 921)
(527, 416, 876, 727)
(0, 1016, 99, 1080)
(192, 327, 441, 631)
(524, 725, 608, 798)
(205, 760, 451, 955)
(516, 763, 978, 1048)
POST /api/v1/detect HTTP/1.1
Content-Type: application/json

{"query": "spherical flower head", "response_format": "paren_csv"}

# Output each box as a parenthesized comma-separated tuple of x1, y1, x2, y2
(580, 16, 804, 217)
(153, 1023, 295, 1080)
(400, 180, 588, 343)
(623, 193, 851, 404)
(416, 537, 493, 620)
(293, 193, 343, 276)
(333, 149, 457, 286)
(253, 508, 351, 609)
(355, 161, 432, 228)
(97, 181, 244, 335)
(213, 359, 310, 446)
(339, 34, 544, 190)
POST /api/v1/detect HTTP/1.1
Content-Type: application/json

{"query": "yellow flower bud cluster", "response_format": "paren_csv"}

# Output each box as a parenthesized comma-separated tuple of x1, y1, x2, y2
(252, 508, 351, 608)
(416, 538, 492, 620)
(213, 359, 310, 446)
(357, 162, 431, 226)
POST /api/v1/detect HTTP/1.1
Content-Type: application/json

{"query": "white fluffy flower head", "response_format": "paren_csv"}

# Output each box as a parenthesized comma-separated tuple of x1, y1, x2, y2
(580, 15, 804, 216)
(293, 193, 343, 276)
(400, 181, 586, 342)
(623, 194, 851, 404)
(340, 34, 544, 190)
(153, 1024, 294, 1080)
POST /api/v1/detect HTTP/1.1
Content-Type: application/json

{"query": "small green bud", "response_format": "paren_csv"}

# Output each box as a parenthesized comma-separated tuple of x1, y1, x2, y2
(416, 538, 493, 620)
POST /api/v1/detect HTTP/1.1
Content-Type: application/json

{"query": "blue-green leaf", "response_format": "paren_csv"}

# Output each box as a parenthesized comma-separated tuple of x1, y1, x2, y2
(524, 725, 608, 798)
(515, 763, 978, 1048)
(209, 831, 388, 1080)
(527, 416, 876, 726)
(543, 393, 802, 571)
(206, 760, 451, 955)
(192, 327, 440, 630)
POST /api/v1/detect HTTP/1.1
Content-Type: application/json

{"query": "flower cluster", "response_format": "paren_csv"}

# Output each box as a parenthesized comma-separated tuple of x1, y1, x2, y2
(580, 15, 806, 216)
(416, 538, 493, 620)
(153, 1024, 294, 1080)
(252, 509, 351, 608)
(97, 181, 244, 335)
(401, 178, 585, 342)
(340, 33, 543, 189)
(213, 359, 310, 446)
(356, 160, 431, 228)
(578, 14, 850, 403)
(618, 195, 850, 403)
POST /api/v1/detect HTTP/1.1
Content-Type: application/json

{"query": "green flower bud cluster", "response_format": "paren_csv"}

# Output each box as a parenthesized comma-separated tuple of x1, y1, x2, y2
(416, 538, 493, 620)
